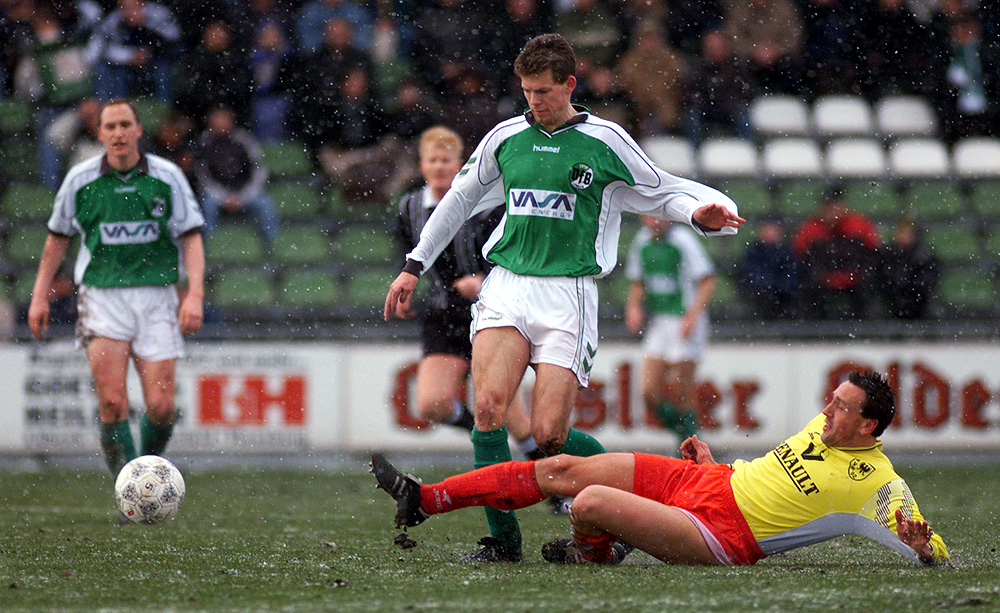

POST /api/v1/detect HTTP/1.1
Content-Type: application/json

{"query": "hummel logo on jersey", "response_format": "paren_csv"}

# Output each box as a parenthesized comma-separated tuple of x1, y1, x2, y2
(509, 189, 576, 221)
(100, 221, 160, 244)
(533, 144, 560, 154)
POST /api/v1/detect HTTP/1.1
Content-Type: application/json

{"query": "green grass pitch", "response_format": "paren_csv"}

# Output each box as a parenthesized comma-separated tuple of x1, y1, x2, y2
(2, 459, 999, 612)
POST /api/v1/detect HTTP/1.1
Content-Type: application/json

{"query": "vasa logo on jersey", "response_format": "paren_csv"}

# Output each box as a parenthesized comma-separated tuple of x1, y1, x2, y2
(99, 221, 160, 244)
(509, 189, 576, 221)
(569, 163, 593, 189)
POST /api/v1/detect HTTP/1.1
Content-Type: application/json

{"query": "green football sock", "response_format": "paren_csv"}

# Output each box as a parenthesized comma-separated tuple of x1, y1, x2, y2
(557, 428, 606, 457)
(140, 413, 175, 457)
(472, 426, 521, 551)
(100, 420, 137, 477)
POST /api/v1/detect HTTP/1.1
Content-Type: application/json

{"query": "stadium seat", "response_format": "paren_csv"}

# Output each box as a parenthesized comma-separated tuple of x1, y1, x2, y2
(0, 140, 37, 180)
(716, 180, 772, 219)
(271, 225, 331, 265)
(813, 95, 874, 138)
(762, 139, 823, 178)
(210, 269, 275, 309)
(333, 225, 397, 264)
(1, 183, 55, 222)
(888, 139, 951, 178)
(0, 98, 31, 136)
(952, 138, 1000, 178)
(825, 138, 887, 179)
(261, 140, 313, 178)
(642, 136, 696, 177)
(970, 181, 1000, 217)
(12, 273, 36, 306)
(875, 96, 937, 139)
(5, 225, 49, 265)
(278, 270, 342, 309)
(901, 181, 966, 220)
(697, 138, 759, 177)
(843, 181, 899, 220)
(749, 95, 810, 137)
(270, 181, 322, 220)
(343, 269, 395, 310)
(776, 180, 825, 218)
(937, 268, 996, 311)
(205, 225, 267, 266)
(924, 225, 981, 263)
(132, 97, 169, 130)
(986, 229, 1000, 260)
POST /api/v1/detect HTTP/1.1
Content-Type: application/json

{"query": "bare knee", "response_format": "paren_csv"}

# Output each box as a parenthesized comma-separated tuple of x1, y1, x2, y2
(98, 392, 129, 421)
(534, 455, 589, 497)
(416, 396, 453, 423)
(144, 398, 175, 425)
(532, 422, 569, 456)
(568, 485, 609, 523)
(473, 388, 508, 427)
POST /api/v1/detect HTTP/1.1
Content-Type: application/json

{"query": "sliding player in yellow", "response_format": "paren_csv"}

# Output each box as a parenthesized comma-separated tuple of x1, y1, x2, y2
(373, 371, 947, 566)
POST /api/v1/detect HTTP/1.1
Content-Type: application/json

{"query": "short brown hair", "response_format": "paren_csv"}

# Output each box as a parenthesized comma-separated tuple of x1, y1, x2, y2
(418, 125, 463, 160)
(849, 371, 895, 437)
(99, 98, 140, 125)
(513, 33, 576, 84)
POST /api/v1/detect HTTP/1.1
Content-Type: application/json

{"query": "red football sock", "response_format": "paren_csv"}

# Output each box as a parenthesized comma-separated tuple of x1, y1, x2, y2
(573, 529, 617, 563)
(420, 461, 545, 514)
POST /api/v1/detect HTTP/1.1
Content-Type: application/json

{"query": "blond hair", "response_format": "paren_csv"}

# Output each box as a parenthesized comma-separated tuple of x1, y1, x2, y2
(418, 125, 463, 160)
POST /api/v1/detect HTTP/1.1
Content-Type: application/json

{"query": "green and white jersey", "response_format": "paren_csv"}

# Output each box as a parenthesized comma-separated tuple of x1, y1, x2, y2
(625, 225, 714, 315)
(407, 108, 738, 278)
(48, 153, 204, 287)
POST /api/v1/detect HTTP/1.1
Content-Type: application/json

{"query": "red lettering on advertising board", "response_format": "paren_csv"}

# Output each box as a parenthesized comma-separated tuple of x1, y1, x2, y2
(913, 363, 949, 427)
(695, 381, 721, 429)
(573, 381, 606, 430)
(391, 363, 430, 429)
(198, 374, 306, 425)
(961, 380, 990, 429)
(732, 381, 761, 430)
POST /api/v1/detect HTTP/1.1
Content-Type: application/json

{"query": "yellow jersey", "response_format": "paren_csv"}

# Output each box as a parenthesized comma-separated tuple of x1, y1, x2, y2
(729, 414, 949, 564)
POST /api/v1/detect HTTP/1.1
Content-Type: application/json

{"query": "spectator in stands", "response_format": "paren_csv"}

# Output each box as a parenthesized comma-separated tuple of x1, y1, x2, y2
(42, 96, 103, 188)
(439, 63, 501, 149)
(682, 29, 754, 145)
(145, 108, 197, 186)
(574, 63, 632, 132)
(856, 0, 932, 100)
(736, 217, 801, 320)
(175, 20, 253, 127)
(615, 20, 685, 138)
(877, 217, 940, 320)
(554, 0, 624, 69)
(929, 9, 991, 144)
(85, 0, 179, 102)
(195, 105, 280, 246)
(295, 0, 373, 55)
(0, 0, 43, 98)
(480, 0, 552, 84)
(799, 0, 864, 97)
(411, 0, 492, 98)
(723, 0, 804, 95)
(250, 21, 294, 142)
(386, 76, 439, 144)
(792, 186, 881, 319)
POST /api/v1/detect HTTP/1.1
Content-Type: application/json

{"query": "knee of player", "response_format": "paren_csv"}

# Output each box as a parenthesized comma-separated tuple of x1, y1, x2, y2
(535, 454, 583, 495)
(532, 425, 568, 456)
(473, 388, 507, 417)
(144, 401, 175, 423)
(99, 392, 129, 414)
(416, 397, 452, 422)
(569, 485, 609, 521)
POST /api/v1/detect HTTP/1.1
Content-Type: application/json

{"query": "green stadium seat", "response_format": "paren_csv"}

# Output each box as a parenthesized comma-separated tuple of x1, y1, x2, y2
(271, 225, 331, 265)
(1, 183, 55, 222)
(261, 140, 313, 178)
(844, 182, 899, 220)
(271, 181, 322, 220)
(0, 99, 31, 135)
(6, 225, 50, 265)
(938, 269, 996, 311)
(334, 225, 397, 264)
(0, 140, 37, 180)
(902, 181, 966, 220)
(775, 180, 823, 219)
(718, 180, 772, 219)
(985, 230, 1000, 261)
(132, 97, 169, 130)
(210, 269, 275, 309)
(278, 270, 342, 308)
(205, 225, 266, 266)
(924, 226, 981, 263)
(970, 181, 1000, 217)
(343, 269, 394, 310)
(12, 273, 36, 305)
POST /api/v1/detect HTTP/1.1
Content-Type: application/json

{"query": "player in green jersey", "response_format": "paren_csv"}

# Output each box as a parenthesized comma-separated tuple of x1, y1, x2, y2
(28, 99, 205, 492)
(384, 34, 744, 562)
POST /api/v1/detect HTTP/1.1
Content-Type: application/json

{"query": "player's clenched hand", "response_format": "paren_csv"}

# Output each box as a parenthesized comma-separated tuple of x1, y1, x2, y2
(895, 508, 935, 559)
(178, 292, 203, 335)
(385, 272, 418, 321)
(27, 295, 50, 340)
(693, 203, 745, 231)
(452, 274, 483, 301)
(680, 435, 715, 464)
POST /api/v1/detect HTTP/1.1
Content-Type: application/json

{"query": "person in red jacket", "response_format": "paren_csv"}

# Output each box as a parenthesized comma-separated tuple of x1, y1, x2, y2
(792, 186, 880, 319)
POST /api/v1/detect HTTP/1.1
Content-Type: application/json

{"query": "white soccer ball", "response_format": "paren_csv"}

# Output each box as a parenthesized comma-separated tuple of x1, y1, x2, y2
(115, 455, 186, 525)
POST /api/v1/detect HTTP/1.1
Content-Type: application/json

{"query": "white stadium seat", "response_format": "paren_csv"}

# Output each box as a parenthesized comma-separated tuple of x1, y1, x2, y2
(825, 138, 888, 178)
(762, 138, 823, 177)
(953, 137, 1000, 177)
(642, 136, 696, 177)
(750, 95, 810, 137)
(876, 96, 937, 138)
(888, 138, 951, 178)
(697, 138, 759, 177)
(813, 95, 875, 138)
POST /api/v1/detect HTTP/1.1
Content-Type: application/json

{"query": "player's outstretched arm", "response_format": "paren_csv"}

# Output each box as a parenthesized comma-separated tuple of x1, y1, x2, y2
(894, 508, 941, 565)
(693, 203, 745, 231)
(28, 233, 72, 340)
(384, 271, 419, 321)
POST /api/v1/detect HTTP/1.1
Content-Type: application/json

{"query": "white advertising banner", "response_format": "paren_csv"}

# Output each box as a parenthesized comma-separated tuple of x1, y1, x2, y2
(3, 340, 999, 455)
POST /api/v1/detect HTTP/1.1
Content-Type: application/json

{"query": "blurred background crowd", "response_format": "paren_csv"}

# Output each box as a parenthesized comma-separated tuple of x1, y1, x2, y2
(0, 0, 998, 339)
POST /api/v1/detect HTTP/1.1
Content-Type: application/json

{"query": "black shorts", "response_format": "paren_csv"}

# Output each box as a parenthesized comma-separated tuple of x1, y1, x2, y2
(421, 307, 473, 360)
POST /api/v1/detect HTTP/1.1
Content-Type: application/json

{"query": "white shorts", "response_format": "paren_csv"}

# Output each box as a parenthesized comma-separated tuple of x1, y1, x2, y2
(471, 267, 598, 387)
(76, 285, 184, 362)
(642, 313, 708, 363)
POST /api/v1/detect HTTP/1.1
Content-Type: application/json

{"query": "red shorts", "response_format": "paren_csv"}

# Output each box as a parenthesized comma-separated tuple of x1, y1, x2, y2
(632, 453, 764, 565)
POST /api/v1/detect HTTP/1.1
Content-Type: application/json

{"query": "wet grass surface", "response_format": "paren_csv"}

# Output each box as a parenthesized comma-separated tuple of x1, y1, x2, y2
(1, 462, 998, 612)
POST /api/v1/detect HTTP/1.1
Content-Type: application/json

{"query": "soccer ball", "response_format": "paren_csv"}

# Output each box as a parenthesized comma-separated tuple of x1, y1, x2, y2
(115, 455, 186, 525)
